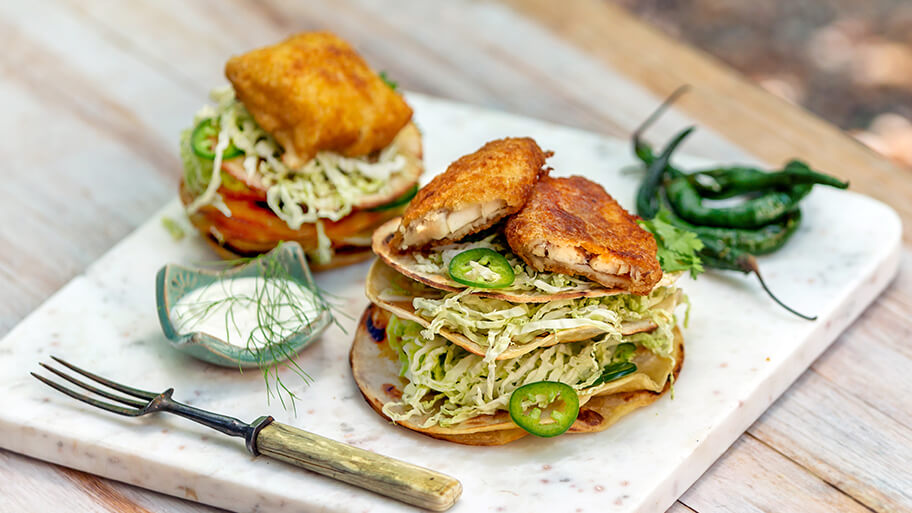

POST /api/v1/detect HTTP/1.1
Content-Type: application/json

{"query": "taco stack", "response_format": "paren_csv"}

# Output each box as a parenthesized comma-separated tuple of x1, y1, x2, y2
(350, 137, 693, 445)
(179, 32, 422, 270)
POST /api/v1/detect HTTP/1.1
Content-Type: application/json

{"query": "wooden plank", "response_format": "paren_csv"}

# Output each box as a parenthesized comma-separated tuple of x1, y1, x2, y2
(810, 252, 912, 428)
(0, 450, 224, 513)
(503, 0, 912, 241)
(677, 435, 874, 513)
(58, 0, 280, 93)
(0, 23, 178, 330)
(276, 0, 758, 162)
(748, 369, 912, 512)
(666, 503, 697, 513)
(62, 0, 756, 163)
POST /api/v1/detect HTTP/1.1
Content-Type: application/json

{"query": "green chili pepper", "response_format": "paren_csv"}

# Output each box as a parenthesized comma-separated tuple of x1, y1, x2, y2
(689, 160, 848, 199)
(586, 344, 638, 389)
(696, 237, 752, 272)
(368, 184, 418, 212)
(633, 86, 693, 220)
(448, 248, 515, 289)
(508, 381, 580, 438)
(674, 208, 802, 255)
(191, 118, 243, 160)
(633, 85, 691, 165)
(661, 182, 811, 318)
(632, 87, 817, 321)
(674, 211, 816, 320)
(666, 175, 811, 229)
(636, 127, 695, 219)
(590, 361, 638, 387)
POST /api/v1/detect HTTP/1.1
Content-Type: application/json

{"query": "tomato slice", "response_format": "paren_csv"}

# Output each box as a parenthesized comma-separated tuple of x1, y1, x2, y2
(508, 381, 580, 438)
(448, 248, 515, 289)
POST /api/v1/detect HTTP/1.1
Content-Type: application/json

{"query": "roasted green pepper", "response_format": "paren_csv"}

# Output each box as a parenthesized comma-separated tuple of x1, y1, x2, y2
(636, 126, 695, 220)
(666, 175, 811, 229)
(688, 160, 848, 199)
(508, 381, 580, 437)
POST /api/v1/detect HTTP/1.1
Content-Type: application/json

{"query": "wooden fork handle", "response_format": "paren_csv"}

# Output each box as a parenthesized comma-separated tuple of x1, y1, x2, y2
(255, 422, 462, 511)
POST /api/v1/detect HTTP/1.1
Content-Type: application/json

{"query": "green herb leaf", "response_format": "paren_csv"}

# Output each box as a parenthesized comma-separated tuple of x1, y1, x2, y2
(639, 208, 704, 278)
(161, 216, 185, 241)
(175, 243, 343, 414)
(379, 71, 398, 91)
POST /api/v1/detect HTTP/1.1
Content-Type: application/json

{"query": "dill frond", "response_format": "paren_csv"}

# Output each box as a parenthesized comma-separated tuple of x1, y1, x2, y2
(172, 242, 335, 413)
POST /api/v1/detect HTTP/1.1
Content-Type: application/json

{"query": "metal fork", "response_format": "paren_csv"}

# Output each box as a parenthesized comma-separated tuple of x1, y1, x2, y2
(32, 356, 461, 511)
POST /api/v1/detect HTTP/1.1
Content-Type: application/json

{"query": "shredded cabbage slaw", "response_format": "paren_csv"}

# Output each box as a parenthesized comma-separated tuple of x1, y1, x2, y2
(180, 86, 411, 263)
(382, 315, 674, 427)
(411, 285, 680, 363)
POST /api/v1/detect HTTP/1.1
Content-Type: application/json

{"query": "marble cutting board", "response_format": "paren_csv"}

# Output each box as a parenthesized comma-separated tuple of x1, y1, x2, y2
(0, 94, 901, 513)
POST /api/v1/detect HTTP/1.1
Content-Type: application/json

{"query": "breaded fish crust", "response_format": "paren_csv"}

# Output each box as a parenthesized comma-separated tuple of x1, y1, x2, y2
(394, 137, 551, 249)
(225, 32, 413, 167)
(505, 176, 662, 295)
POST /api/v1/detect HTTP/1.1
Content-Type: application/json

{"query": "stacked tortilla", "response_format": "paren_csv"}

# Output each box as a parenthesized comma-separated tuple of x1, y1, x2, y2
(351, 138, 686, 445)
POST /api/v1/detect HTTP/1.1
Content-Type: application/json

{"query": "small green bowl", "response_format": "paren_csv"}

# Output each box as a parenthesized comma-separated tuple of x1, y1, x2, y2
(155, 242, 332, 368)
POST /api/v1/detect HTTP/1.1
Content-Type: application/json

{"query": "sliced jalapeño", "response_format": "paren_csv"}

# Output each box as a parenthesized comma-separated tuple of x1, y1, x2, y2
(448, 248, 515, 289)
(508, 381, 580, 438)
(191, 118, 243, 160)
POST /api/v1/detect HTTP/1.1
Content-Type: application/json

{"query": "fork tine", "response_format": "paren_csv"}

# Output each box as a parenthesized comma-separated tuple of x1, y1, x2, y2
(31, 373, 144, 417)
(39, 363, 146, 409)
(50, 355, 157, 400)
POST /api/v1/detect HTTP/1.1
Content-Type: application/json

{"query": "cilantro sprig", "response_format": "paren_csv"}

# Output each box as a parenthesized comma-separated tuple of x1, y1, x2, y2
(639, 208, 704, 278)
(379, 71, 398, 91)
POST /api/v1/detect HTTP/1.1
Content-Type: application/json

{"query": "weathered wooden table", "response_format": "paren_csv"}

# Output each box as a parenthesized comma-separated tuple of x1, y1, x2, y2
(2, 1, 910, 511)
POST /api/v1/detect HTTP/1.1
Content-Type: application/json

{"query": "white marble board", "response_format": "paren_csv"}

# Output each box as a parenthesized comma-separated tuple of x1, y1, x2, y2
(0, 94, 901, 513)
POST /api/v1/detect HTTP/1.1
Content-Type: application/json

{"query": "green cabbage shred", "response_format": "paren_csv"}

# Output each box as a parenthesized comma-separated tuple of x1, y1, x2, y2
(382, 315, 675, 428)
(411, 286, 680, 362)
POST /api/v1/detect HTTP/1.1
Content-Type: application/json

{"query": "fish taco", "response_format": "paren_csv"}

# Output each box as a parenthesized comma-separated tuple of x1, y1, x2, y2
(351, 137, 699, 444)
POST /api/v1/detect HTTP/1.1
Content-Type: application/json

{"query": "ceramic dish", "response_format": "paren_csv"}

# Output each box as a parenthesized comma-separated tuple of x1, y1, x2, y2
(155, 242, 332, 368)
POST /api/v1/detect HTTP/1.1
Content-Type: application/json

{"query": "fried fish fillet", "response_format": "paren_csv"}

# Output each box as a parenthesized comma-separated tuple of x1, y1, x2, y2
(505, 176, 662, 295)
(225, 32, 413, 168)
(393, 137, 551, 249)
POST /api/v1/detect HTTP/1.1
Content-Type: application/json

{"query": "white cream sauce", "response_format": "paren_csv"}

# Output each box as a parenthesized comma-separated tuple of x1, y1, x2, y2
(171, 277, 322, 349)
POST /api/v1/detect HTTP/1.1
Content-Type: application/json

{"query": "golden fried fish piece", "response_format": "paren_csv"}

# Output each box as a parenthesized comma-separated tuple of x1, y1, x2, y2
(394, 137, 551, 249)
(505, 175, 662, 295)
(225, 32, 413, 167)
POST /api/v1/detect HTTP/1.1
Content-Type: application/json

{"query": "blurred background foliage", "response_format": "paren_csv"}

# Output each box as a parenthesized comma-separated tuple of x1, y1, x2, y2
(614, 0, 912, 168)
